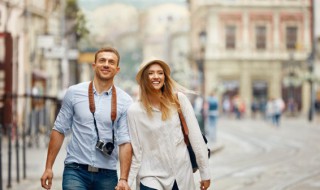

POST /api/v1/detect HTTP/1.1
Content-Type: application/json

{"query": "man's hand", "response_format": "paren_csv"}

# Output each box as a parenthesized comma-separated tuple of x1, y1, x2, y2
(115, 179, 131, 190)
(200, 179, 210, 190)
(40, 169, 53, 190)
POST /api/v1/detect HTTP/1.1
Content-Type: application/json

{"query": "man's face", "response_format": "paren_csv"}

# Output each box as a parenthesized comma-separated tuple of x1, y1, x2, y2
(92, 51, 120, 81)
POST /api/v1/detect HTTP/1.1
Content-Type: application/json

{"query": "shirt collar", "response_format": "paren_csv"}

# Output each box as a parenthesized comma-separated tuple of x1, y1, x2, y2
(92, 82, 113, 95)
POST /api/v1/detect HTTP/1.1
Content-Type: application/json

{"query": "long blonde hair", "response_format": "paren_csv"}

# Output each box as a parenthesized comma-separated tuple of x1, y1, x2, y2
(138, 62, 194, 120)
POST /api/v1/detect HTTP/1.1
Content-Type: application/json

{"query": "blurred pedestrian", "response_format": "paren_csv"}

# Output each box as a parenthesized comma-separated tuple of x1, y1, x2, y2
(232, 94, 245, 119)
(222, 96, 231, 117)
(251, 99, 259, 119)
(40, 47, 133, 190)
(194, 94, 206, 133)
(127, 59, 211, 190)
(268, 97, 285, 127)
(287, 98, 297, 116)
(206, 91, 218, 142)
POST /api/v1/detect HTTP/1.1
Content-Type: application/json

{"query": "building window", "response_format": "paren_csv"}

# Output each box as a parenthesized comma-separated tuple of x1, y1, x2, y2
(256, 26, 266, 50)
(226, 25, 236, 49)
(286, 26, 297, 50)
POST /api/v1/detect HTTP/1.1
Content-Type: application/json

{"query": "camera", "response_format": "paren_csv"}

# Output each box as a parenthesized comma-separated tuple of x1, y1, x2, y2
(96, 140, 115, 156)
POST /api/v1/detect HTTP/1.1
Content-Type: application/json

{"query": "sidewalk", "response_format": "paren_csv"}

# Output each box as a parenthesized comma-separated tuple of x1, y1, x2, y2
(1, 135, 66, 190)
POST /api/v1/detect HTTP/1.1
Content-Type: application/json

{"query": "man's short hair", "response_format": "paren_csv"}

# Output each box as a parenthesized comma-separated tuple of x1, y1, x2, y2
(94, 47, 120, 65)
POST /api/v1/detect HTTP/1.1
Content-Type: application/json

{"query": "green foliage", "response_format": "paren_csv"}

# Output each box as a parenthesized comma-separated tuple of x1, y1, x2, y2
(66, 0, 89, 41)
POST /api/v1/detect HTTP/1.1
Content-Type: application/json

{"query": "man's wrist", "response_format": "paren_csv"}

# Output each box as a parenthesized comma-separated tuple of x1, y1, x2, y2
(119, 178, 127, 182)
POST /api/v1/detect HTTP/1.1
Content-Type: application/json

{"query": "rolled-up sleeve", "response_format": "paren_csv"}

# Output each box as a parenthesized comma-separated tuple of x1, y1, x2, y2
(116, 97, 133, 145)
(53, 87, 74, 134)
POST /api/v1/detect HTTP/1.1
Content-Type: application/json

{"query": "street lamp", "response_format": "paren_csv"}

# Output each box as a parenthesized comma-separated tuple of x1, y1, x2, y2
(307, 55, 315, 121)
(196, 30, 207, 133)
(307, 0, 316, 121)
(198, 30, 207, 96)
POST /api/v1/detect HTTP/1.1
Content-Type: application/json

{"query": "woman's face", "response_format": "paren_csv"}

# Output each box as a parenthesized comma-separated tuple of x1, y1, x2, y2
(147, 63, 165, 92)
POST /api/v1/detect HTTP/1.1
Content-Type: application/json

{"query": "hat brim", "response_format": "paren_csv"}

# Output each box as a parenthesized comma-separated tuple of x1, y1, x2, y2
(136, 59, 171, 84)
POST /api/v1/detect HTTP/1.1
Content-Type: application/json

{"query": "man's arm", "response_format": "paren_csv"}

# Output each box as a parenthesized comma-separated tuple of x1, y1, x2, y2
(116, 143, 132, 190)
(40, 130, 65, 189)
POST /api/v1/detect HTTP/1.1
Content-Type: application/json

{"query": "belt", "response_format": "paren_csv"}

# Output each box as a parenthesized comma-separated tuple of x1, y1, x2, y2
(66, 163, 115, 173)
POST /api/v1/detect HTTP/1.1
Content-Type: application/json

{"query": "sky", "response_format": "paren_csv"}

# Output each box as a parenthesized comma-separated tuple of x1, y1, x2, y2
(78, 0, 186, 11)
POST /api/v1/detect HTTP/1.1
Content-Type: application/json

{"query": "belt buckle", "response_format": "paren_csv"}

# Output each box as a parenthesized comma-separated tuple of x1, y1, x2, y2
(88, 165, 99, 172)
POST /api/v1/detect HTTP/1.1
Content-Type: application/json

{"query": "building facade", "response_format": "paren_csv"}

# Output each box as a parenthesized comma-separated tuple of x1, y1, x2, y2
(0, 0, 62, 128)
(189, 0, 312, 116)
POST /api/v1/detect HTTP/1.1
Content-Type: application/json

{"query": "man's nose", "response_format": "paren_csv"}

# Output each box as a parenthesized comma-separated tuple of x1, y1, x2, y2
(101, 61, 111, 66)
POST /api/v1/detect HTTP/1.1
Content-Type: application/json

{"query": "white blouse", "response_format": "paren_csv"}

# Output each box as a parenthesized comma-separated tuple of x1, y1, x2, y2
(127, 92, 210, 190)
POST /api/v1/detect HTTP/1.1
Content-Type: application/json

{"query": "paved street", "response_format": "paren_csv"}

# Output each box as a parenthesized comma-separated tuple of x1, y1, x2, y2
(207, 116, 320, 190)
(1, 116, 320, 190)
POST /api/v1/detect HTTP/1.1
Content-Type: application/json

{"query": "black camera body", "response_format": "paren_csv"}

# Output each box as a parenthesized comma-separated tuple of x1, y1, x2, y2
(96, 140, 114, 156)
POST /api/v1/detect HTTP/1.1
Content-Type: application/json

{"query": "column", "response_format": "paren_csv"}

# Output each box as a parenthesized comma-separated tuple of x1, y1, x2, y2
(273, 11, 280, 51)
(240, 62, 251, 116)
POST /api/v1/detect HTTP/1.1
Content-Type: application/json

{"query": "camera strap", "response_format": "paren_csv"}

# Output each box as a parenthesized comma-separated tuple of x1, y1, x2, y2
(88, 81, 117, 144)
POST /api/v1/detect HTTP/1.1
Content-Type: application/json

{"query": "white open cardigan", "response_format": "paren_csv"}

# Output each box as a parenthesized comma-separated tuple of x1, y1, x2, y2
(127, 92, 211, 190)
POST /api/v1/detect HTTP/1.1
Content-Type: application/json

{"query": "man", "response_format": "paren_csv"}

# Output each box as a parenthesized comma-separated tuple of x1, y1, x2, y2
(41, 47, 133, 190)
(206, 91, 218, 142)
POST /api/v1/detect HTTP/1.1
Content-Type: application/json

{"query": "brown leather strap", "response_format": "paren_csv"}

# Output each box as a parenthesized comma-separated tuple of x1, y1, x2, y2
(88, 81, 95, 113)
(111, 86, 117, 121)
(88, 81, 117, 122)
(176, 93, 190, 145)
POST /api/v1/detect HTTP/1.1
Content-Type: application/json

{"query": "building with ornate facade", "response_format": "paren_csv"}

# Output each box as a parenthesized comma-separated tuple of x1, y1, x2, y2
(189, 0, 313, 116)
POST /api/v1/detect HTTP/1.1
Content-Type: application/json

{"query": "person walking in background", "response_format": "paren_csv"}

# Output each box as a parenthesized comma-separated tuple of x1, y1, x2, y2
(206, 91, 218, 143)
(40, 47, 133, 190)
(193, 95, 206, 133)
(222, 96, 231, 117)
(272, 97, 285, 127)
(266, 98, 274, 123)
(287, 98, 297, 116)
(266, 97, 284, 127)
(127, 59, 211, 190)
(251, 98, 259, 119)
(232, 94, 245, 119)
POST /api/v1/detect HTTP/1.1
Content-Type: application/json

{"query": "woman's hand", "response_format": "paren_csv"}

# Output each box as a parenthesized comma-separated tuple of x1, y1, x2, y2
(200, 179, 211, 190)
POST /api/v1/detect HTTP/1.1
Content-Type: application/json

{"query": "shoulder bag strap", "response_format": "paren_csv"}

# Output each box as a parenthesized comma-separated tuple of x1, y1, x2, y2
(176, 93, 190, 145)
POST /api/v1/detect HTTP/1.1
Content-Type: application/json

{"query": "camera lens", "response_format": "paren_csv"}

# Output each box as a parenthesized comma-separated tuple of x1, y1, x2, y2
(103, 142, 115, 155)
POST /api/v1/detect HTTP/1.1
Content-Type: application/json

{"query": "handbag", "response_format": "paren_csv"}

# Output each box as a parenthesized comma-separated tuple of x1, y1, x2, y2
(176, 94, 210, 173)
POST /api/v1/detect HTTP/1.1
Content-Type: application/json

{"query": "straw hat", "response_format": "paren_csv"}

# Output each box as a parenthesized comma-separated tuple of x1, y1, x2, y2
(136, 58, 171, 84)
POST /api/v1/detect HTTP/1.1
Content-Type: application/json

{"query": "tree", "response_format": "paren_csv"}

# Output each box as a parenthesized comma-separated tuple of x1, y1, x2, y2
(65, 0, 89, 44)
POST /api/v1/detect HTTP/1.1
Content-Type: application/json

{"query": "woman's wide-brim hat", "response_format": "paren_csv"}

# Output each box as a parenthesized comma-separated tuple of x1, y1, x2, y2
(136, 58, 171, 84)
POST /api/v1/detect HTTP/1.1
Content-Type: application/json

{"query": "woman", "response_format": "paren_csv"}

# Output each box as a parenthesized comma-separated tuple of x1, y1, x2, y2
(127, 59, 211, 190)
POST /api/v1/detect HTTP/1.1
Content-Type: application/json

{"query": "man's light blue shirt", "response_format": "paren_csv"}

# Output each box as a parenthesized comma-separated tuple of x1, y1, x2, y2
(53, 81, 133, 170)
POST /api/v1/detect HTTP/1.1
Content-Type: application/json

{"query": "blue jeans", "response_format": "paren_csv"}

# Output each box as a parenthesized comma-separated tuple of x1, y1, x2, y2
(62, 163, 117, 190)
(272, 113, 281, 126)
(207, 115, 217, 142)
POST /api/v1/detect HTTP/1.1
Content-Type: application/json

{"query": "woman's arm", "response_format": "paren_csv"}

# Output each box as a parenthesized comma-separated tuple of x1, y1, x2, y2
(127, 106, 142, 187)
(178, 92, 211, 180)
